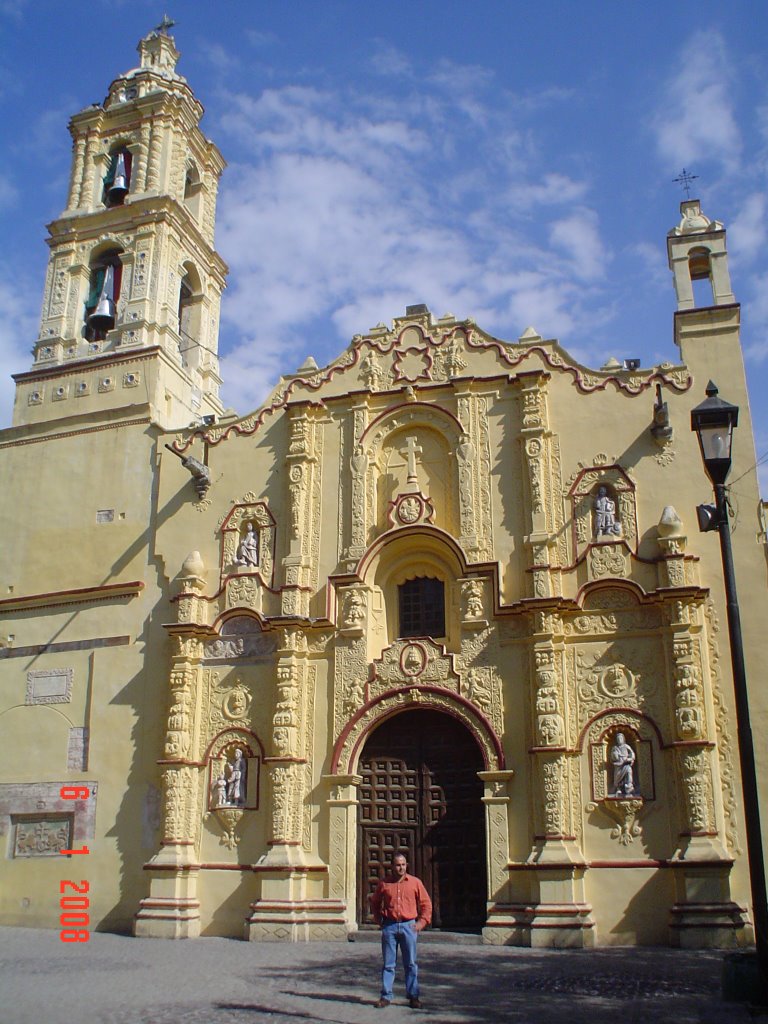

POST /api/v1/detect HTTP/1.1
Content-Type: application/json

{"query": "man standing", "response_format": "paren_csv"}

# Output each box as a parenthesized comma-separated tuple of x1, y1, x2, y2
(370, 852, 432, 1009)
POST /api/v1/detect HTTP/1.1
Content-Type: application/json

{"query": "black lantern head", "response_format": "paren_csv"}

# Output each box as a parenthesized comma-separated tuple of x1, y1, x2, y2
(690, 381, 739, 486)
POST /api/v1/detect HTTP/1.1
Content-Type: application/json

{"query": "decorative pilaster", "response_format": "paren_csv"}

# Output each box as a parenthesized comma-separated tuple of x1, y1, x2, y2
(519, 374, 559, 598)
(282, 406, 322, 617)
(340, 399, 370, 570)
(454, 385, 493, 561)
(325, 774, 361, 926)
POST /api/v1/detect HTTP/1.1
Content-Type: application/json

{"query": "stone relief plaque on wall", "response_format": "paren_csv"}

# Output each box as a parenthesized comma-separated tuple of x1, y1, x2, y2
(12, 815, 73, 857)
(25, 668, 73, 705)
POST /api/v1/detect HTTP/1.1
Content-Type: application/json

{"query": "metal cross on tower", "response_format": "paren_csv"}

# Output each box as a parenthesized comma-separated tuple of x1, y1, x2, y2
(154, 13, 176, 35)
(673, 168, 699, 198)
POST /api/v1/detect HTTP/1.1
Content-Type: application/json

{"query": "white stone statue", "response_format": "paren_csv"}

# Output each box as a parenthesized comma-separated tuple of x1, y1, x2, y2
(594, 487, 621, 539)
(226, 748, 247, 806)
(610, 733, 636, 797)
(236, 523, 259, 566)
(213, 770, 227, 808)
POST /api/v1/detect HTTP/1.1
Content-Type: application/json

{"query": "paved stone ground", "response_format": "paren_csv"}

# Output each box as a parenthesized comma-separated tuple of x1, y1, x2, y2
(0, 927, 764, 1024)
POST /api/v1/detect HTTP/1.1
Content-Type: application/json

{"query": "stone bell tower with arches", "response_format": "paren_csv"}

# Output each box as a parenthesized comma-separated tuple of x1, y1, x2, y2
(12, 25, 227, 431)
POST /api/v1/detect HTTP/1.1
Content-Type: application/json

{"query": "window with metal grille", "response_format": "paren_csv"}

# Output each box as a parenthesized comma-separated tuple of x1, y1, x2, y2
(398, 577, 445, 638)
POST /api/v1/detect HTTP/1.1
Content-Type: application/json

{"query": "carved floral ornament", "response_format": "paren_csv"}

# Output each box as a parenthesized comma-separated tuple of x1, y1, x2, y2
(388, 492, 436, 528)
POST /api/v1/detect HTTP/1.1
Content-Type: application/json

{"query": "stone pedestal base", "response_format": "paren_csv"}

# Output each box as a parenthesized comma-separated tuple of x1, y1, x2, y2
(668, 854, 750, 948)
(245, 898, 348, 941)
(134, 896, 201, 938)
(133, 843, 201, 939)
(482, 901, 595, 947)
(669, 902, 750, 949)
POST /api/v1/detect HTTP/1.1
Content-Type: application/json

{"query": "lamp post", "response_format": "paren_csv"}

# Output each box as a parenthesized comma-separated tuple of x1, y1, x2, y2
(691, 380, 768, 1001)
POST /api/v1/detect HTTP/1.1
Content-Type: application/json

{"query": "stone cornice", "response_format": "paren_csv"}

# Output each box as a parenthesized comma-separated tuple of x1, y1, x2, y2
(0, 580, 144, 613)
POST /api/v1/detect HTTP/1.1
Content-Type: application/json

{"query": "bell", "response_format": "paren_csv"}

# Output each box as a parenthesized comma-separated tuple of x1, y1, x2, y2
(108, 152, 128, 204)
(88, 265, 116, 332)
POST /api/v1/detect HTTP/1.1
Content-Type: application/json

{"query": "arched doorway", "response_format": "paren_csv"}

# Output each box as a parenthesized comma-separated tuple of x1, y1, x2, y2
(357, 708, 487, 931)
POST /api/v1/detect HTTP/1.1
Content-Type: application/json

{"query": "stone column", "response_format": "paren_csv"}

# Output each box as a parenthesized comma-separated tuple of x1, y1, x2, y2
(77, 132, 96, 209)
(68, 133, 86, 210)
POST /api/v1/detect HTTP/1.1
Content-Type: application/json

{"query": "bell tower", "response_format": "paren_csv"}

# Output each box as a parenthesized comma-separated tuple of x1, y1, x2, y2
(13, 25, 227, 430)
(667, 199, 735, 311)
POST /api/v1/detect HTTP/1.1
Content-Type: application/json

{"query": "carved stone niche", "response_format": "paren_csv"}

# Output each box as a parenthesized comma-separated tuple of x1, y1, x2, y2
(568, 461, 637, 557)
(206, 732, 261, 849)
(219, 500, 276, 585)
(586, 721, 655, 846)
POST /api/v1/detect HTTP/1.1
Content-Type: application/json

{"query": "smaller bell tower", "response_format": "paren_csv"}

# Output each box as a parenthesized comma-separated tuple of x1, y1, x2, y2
(13, 26, 227, 430)
(667, 199, 735, 311)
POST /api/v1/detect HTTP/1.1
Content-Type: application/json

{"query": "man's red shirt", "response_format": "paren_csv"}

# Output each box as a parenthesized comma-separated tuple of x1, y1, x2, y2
(370, 872, 433, 926)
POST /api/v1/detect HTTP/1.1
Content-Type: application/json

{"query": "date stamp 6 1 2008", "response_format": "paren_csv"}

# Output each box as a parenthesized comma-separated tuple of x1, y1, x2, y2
(58, 785, 91, 943)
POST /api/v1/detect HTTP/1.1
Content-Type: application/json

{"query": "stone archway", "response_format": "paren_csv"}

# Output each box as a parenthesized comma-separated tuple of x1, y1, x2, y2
(357, 708, 487, 931)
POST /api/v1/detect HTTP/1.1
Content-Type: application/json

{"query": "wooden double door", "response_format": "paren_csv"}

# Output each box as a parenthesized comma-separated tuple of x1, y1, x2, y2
(358, 709, 487, 931)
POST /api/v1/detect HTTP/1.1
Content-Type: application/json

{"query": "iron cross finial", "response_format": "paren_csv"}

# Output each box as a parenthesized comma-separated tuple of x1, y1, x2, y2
(154, 13, 176, 36)
(673, 168, 699, 198)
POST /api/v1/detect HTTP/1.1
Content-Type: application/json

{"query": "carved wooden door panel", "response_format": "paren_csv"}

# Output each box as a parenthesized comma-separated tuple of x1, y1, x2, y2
(358, 709, 486, 930)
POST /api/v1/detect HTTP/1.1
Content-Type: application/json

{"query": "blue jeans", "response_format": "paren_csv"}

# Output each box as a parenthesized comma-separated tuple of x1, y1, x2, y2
(380, 919, 419, 1000)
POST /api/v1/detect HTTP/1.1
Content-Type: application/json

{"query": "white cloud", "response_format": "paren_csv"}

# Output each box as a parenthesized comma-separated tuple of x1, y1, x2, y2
(549, 208, 606, 282)
(213, 77, 613, 416)
(506, 173, 587, 211)
(651, 29, 741, 174)
(729, 192, 767, 267)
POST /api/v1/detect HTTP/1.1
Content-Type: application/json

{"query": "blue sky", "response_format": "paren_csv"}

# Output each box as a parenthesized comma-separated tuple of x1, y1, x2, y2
(1, 1, 766, 491)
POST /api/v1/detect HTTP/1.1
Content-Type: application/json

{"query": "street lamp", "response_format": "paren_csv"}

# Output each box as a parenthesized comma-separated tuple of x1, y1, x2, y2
(691, 380, 768, 1002)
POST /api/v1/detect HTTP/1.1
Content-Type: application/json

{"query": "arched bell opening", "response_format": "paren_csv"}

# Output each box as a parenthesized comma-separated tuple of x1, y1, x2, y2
(356, 707, 487, 932)
(84, 245, 124, 340)
(177, 261, 204, 368)
(183, 161, 203, 220)
(688, 246, 715, 307)
(102, 145, 132, 207)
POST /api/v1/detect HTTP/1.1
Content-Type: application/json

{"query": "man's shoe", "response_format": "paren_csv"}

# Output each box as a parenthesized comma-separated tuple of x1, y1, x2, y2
(375, 998, 390, 1008)
(409, 998, 422, 1009)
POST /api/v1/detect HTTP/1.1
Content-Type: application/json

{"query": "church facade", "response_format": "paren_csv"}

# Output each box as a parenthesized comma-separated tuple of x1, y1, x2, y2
(1, 31, 766, 948)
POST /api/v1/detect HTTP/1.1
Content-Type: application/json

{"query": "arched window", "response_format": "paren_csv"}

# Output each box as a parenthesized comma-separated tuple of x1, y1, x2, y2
(177, 262, 203, 365)
(103, 146, 132, 208)
(183, 161, 202, 220)
(85, 248, 123, 340)
(398, 577, 445, 638)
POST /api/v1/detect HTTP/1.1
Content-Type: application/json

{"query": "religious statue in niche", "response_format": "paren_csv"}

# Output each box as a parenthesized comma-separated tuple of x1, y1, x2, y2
(610, 733, 638, 797)
(236, 522, 259, 567)
(211, 748, 248, 808)
(594, 487, 622, 540)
